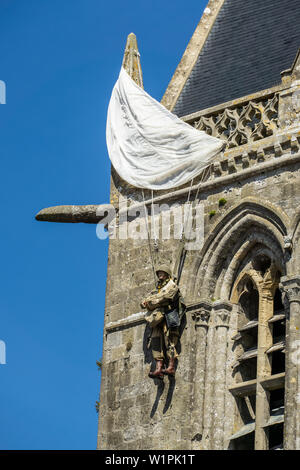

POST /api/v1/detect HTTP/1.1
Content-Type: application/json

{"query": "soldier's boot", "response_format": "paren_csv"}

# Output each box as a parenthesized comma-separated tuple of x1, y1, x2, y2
(162, 357, 177, 376)
(148, 360, 164, 380)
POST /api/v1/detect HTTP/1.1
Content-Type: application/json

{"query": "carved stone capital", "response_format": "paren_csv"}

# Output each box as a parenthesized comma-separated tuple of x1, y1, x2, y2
(280, 276, 300, 303)
(193, 310, 211, 327)
(187, 300, 212, 327)
(213, 300, 233, 328)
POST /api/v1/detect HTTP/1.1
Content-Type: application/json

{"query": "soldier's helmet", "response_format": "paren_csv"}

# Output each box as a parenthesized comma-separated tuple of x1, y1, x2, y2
(155, 264, 172, 278)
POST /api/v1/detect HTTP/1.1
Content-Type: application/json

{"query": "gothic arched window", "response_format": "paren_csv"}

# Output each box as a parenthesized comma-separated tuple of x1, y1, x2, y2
(229, 264, 286, 450)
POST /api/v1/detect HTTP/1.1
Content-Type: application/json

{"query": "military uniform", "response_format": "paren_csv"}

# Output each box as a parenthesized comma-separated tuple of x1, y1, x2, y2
(141, 264, 184, 378)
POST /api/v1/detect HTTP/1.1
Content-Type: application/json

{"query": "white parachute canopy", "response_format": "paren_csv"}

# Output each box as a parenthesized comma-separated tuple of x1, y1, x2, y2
(106, 67, 225, 190)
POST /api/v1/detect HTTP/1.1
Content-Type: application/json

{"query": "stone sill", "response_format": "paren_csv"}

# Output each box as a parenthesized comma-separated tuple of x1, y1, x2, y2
(260, 372, 285, 391)
(229, 378, 257, 397)
(229, 372, 285, 396)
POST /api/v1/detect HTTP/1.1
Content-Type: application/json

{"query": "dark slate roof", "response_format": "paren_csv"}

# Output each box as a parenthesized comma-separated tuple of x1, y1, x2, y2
(173, 0, 300, 117)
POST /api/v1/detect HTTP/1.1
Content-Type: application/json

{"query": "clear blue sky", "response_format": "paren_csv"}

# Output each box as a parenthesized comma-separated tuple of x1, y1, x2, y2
(0, 0, 208, 450)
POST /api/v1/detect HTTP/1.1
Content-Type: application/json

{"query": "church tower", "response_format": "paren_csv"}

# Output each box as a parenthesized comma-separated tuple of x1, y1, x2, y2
(36, 0, 300, 450)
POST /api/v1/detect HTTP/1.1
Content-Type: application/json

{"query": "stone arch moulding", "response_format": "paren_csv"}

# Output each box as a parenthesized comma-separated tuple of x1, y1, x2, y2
(288, 209, 300, 275)
(186, 197, 289, 302)
(290, 208, 300, 248)
(221, 241, 283, 302)
(230, 270, 261, 305)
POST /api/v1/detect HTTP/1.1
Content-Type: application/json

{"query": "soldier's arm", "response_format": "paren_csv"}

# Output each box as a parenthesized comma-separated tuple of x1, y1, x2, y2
(140, 289, 159, 310)
(145, 281, 179, 309)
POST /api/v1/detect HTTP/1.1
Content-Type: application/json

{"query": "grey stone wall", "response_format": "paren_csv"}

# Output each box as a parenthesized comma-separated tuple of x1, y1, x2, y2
(97, 54, 300, 450)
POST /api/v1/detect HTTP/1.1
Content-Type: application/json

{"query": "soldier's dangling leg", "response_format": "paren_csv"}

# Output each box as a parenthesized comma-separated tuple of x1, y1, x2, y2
(148, 324, 165, 379)
(150, 325, 164, 361)
(162, 323, 179, 376)
(162, 322, 179, 359)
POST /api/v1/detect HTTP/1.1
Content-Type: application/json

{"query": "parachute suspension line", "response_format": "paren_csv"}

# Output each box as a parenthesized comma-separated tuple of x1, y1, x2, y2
(176, 177, 195, 283)
(151, 189, 159, 250)
(177, 245, 187, 285)
(141, 164, 214, 285)
(181, 164, 209, 244)
(178, 177, 194, 243)
(176, 163, 213, 284)
(186, 177, 194, 205)
(142, 189, 157, 286)
(193, 163, 213, 205)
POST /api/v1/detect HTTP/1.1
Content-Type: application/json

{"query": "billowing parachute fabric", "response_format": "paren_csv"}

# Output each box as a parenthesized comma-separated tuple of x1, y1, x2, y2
(106, 67, 225, 190)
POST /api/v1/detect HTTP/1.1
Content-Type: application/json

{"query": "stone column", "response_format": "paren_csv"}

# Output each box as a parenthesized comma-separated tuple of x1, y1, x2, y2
(211, 301, 232, 450)
(280, 276, 300, 450)
(201, 304, 216, 450)
(189, 301, 212, 448)
(255, 276, 274, 450)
